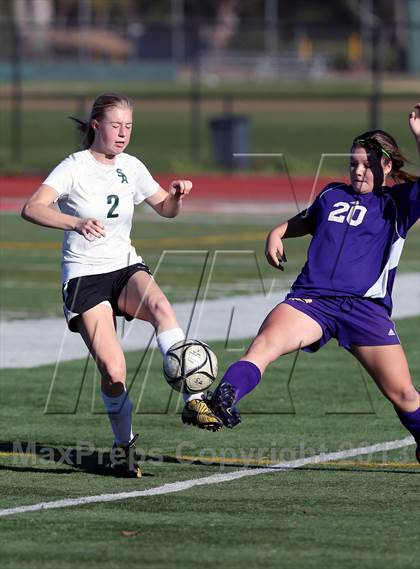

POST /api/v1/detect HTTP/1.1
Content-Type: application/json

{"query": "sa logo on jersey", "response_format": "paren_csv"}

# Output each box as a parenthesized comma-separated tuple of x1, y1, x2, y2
(116, 168, 128, 183)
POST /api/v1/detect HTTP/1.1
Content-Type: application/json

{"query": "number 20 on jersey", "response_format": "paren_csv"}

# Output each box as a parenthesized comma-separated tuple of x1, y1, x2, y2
(328, 201, 367, 227)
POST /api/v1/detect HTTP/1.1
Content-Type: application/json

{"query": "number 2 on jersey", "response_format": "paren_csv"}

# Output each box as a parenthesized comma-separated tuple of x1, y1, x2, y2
(328, 201, 367, 227)
(107, 194, 119, 218)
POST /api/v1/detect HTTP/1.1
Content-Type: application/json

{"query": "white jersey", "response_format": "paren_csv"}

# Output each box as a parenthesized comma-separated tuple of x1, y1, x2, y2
(43, 150, 160, 282)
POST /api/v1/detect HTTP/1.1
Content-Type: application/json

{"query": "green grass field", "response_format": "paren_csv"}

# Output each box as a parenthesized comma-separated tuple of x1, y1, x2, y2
(1, 98, 418, 175)
(0, 209, 419, 568)
(0, 323, 419, 568)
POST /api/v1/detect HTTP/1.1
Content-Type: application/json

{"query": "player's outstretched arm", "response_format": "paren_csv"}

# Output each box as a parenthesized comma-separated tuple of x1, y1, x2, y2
(409, 102, 420, 159)
(145, 180, 192, 218)
(265, 213, 311, 270)
(21, 184, 106, 241)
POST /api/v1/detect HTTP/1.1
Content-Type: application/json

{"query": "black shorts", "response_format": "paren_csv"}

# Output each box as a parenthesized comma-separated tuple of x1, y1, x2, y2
(62, 263, 152, 332)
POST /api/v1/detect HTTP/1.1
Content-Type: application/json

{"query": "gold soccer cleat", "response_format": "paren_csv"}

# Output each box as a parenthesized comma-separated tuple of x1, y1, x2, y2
(182, 398, 223, 432)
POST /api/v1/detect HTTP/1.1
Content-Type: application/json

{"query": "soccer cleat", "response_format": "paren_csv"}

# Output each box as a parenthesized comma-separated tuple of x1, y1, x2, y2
(181, 398, 223, 432)
(108, 434, 142, 478)
(208, 382, 241, 429)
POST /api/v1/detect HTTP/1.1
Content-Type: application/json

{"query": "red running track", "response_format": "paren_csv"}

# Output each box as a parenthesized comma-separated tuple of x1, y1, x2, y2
(0, 174, 334, 210)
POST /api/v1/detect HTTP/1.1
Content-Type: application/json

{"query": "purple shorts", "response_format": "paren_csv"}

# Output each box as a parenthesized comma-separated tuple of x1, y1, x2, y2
(283, 296, 400, 353)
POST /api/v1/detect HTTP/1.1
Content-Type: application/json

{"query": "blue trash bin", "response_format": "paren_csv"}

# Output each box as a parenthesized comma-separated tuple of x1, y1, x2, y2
(209, 115, 250, 169)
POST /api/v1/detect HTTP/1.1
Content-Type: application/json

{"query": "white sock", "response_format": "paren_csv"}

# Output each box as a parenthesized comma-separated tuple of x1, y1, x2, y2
(156, 327, 185, 355)
(156, 328, 204, 402)
(183, 392, 203, 403)
(101, 388, 134, 446)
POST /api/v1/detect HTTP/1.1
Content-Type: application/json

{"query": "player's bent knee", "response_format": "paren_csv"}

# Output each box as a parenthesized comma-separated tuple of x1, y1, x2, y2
(247, 335, 280, 365)
(403, 387, 418, 401)
(247, 335, 267, 354)
(100, 359, 126, 384)
(148, 295, 175, 323)
(393, 387, 419, 407)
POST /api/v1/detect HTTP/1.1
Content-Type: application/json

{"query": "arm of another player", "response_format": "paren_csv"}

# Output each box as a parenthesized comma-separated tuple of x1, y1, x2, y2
(265, 212, 311, 270)
(145, 180, 192, 218)
(409, 102, 420, 159)
(21, 184, 106, 241)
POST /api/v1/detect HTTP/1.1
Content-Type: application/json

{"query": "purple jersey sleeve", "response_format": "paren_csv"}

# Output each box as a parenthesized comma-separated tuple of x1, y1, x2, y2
(385, 178, 420, 235)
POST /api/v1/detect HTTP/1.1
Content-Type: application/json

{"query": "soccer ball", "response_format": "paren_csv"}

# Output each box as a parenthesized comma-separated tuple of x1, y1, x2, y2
(163, 339, 218, 394)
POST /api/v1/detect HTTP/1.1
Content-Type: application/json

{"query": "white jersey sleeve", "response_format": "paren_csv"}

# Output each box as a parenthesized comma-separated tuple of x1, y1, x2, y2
(133, 157, 160, 204)
(42, 155, 76, 199)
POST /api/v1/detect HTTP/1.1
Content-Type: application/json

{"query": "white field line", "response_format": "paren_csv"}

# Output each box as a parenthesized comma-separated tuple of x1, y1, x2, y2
(2, 272, 419, 369)
(0, 436, 414, 518)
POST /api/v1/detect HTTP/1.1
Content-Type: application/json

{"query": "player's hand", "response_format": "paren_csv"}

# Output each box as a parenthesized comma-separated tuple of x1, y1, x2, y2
(169, 180, 193, 200)
(75, 218, 106, 241)
(265, 230, 287, 270)
(409, 103, 420, 139)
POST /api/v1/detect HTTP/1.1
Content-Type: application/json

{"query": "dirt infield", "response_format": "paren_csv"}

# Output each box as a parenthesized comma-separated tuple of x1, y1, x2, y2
(0, 174, 331, 210)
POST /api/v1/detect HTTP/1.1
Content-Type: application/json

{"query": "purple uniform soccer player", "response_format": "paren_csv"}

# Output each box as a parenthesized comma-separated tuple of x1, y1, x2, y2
(206, 103, 420, 463)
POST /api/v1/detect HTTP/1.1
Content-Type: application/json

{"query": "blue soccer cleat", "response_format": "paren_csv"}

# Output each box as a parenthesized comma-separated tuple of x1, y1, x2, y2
(208, 383, 241, 429)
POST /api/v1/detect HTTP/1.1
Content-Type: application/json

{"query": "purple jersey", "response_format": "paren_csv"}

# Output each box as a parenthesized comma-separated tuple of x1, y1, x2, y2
(289, 179, 420, 314)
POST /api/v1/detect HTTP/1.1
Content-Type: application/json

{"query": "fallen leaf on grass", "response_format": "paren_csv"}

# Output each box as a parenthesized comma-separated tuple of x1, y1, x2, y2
(121, 530, 139, 537)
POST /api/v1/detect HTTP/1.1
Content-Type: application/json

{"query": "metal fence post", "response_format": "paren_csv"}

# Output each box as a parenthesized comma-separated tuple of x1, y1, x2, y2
(190, 53, 201, 164)
(11, 22, 23, 165)
(369, 25, 383, 131)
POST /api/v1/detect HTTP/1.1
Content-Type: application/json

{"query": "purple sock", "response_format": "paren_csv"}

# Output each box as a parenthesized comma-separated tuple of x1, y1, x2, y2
(221, 360, 261, 403)
(396, 406, 420, 444)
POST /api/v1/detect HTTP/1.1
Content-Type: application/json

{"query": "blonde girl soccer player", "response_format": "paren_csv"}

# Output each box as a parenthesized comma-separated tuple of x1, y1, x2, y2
(22, 92, 222, 478)
(206, 103, 420, 463)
